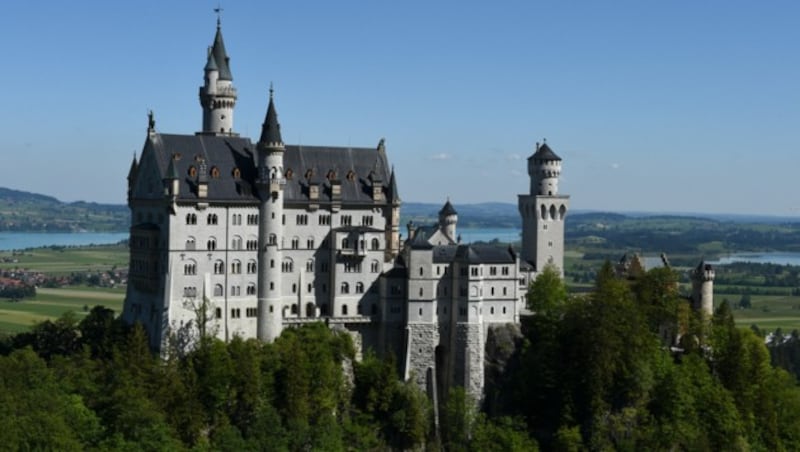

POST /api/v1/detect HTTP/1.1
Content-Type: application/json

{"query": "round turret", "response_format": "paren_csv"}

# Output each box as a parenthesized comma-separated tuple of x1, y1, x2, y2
(691, 261, 715, 317)
(438, 200, 458, 242)
(528, 142, 562, 196)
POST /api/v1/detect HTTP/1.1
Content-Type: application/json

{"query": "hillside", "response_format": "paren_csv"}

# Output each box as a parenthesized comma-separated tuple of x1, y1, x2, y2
(0, 187, 129, 232)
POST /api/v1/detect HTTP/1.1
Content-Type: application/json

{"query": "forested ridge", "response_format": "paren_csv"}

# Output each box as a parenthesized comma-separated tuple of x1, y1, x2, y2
(2, 265, 800, 450)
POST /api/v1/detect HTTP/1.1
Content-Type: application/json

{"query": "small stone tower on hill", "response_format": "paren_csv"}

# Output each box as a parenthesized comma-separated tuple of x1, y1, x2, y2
(518, 141, 570, 274)
(691, 261, 715, 316)
(438, 200, 458, 243)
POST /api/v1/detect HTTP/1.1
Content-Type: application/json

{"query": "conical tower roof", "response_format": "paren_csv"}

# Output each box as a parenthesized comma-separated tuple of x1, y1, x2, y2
(258, 87, 283, 147)
(530, 142, 561, 161)
(439, 199, 457, 216)
(388, 167, 400, 203)
(211, 24, 233, 80)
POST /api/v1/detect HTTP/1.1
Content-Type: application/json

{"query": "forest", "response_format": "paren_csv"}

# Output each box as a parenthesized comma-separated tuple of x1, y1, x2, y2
(1, 265, 800, 450)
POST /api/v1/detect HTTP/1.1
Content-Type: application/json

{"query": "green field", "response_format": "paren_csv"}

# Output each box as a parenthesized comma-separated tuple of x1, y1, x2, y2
(0, 244, 128, 275)
(0, 286, 125, 334)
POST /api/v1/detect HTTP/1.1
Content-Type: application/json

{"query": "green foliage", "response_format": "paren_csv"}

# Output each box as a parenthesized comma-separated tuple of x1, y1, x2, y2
(527, 263, 568, 316)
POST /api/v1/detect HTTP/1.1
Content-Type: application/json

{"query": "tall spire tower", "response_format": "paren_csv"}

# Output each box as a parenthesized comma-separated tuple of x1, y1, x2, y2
(256, 86, 286, 342)
(518, 141, 570, 275)
(198, 16, 238, 135)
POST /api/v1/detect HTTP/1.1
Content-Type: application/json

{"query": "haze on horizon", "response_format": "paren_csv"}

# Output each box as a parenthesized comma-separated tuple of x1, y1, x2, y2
(2, 1, 798, 216)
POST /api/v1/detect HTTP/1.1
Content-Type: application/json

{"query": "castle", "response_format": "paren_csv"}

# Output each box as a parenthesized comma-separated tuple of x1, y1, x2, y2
(122, 20, 570, 401)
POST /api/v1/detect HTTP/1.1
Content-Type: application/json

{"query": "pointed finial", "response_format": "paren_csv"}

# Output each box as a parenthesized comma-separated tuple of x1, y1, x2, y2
(214, 3, 223, 28)
(269, 82, 274, 99)
(535, 141, 540, 150)
(147, 110, 155, 132)
(543, 137, 547, 144)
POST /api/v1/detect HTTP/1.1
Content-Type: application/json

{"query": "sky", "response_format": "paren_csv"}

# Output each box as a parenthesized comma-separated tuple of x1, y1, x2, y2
(2, 1, 799, 215)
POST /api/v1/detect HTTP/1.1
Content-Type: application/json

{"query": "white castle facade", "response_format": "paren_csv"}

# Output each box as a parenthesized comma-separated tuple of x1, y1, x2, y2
(122, 22, 570, 400)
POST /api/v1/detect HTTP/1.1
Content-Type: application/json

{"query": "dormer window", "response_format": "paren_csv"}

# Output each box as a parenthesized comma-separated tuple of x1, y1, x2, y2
(346, 170, 356, 181)
(232, 167, 241, 179)
(305, 169, 313, 180)
(210, 166, 220, 178)
(285, 169, 293, 180)
(188, 166, 197, 178)
(326, 170, 336, 181)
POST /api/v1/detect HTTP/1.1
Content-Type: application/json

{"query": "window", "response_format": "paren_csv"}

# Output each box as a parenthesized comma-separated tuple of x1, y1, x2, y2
(188, 166, 197, 178)
(341, 282, 350, 294)
(371, 260, 380, 273)
(321, 262, 329, 273)
(215, 307, 222, 318)
(291, 304, 298, 315)
(503, 287, 507, 295)
(231, 308, 241, 318)
(282, 259, 294, 273)
(231, 235, 242, 250)
(247, 260, 257, 273)
(231, 285, 241, 296)
(232, 167, 241, 179)
(247, 284, 256, 295)
(341, 238, 349, 249)
(231, 260, 242, 274)
(207, 213, 218, 225)
(186, 213, 197, 225)
(344, 262, 361, 273)
(490, 266, 497, 276)
(207, 238, 217, 250)
(247, 214, 258, 225)
(362, 215, 374, 226)
(296, 214, 308, 225)
(268, 234, 277, 245)
(185, 237, 196, 250)
(292, 283, 297, 294)
(183, 286, 197, 298)
(183, 262, 196, 275)
(342, 305, 349, 315)
(419, 267, 423, 276)
(214, 260, 224, 274)
(502, 266, 509, 276)
(210, 166, 220, 178)
(371, 238, 379, 250)
(306, 260, 314, 272)
(471, 267, 479, 277)
(214, 284, 223, 297)
(319, 215, 331, 225)
(340, 215, 352, 226)
(246, 239, 258, 250)
(291, 237, 299, 249)
(356, 282, 365, 294)
(246, 307, 257, 317)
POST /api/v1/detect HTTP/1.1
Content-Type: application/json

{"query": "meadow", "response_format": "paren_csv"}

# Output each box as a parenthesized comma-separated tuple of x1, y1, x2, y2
(0, 244, 127, 333)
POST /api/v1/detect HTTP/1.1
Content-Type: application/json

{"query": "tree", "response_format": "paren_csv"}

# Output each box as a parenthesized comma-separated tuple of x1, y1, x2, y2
(527, 263, 568, 317)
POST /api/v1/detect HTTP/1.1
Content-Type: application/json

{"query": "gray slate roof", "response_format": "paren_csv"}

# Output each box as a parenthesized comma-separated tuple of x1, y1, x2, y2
(142, 133, 393, 204)
(530, 143, 561, 161)
(432, 244, 516, 264)
(439, 200, 457, 216)
(211, 26, 233, 81)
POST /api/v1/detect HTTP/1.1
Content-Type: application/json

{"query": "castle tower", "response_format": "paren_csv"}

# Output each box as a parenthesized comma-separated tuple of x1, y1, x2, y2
(387, 167, 401, 259)
(198, 19, 237, 136)
(691, 261, 715, 317)
(256, 87, 285, 342)
(438, 199, 458, 242)
(518, 141, 570, 274)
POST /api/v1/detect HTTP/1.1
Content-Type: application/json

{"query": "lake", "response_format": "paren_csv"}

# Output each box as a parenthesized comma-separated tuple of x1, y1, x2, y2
(0, 232, 128, 251)
(458, 228, 520, 244)
(707, 252, 800, 267)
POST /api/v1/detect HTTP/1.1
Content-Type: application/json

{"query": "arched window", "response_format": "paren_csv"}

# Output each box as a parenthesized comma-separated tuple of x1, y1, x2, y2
(291, 237, 299, 249)
(371, 260, 380, 273)
(232, 167, 241, 179)
(341, 282, 350, 294)
(282, 258, 294, 273)
(231, 235, 243, 250)
(549, 204, 557, 220)
(291, 304, 298, 315)
(185, 236, 196, 250)
(342, 304, 349, 316)
(210, 166, 220, 178)
(356, 282, 365, 294)
(268, 234, 277, 245)
(214, 260, 224, 274)
(306, 303, 315, 317)
(247, 283, 256, 295)
(341, 238, 349, 249)
(207, 238, 217, 250)
(540, 205, 547, 220)
(371, 238, 380, 250)
(214, 284, 223, 297)
(559, 204, 567, 220)
(306, 259, 314, 272)
(231, 260, 241, 274)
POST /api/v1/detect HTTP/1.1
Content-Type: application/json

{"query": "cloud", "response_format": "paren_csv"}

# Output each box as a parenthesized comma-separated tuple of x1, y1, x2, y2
(506, 153, 523, 160)
(610, 163, 620, 170)
(429, 153, 451, 161)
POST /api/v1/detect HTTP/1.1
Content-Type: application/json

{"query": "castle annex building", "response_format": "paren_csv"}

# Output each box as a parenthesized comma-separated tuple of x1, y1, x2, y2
(123, 22, 569, 400)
